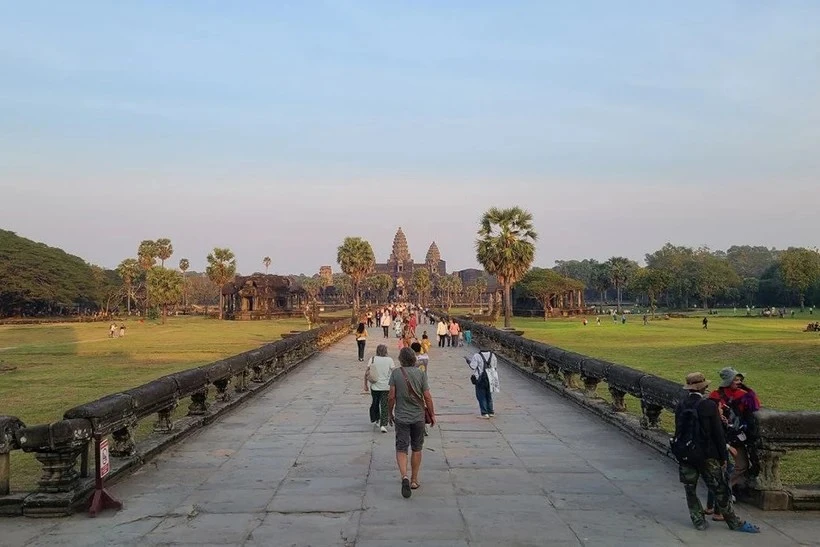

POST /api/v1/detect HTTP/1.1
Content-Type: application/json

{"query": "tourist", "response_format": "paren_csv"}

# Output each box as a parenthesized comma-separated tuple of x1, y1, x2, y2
(119, 324, 126, 337)
(388, 347, 435, 498)
(366, 310, 374, 328)
(447, 319, 460, 347)
(709, 368, 762, 491)
(355, 322, 367, 362)
(380, 310, 391, 338)
(463, 325, 472, 345)
(420, 331, 431, 354)
(596, 317, 601, 326)
(411, 341, 429, 375)
(643, 314, 648, 325)
(408, 313, 417, 337)
(436, 318, 447, 347)
(466, 349, 498, 418)
(673, 372, 759, 533)
(109, 323, 117, 338)
(365, 344, 395, 433)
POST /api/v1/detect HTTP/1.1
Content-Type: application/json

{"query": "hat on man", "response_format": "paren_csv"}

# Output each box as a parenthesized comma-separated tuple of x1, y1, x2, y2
(719, 367, 744, 388)
(683, 372, 709, 391)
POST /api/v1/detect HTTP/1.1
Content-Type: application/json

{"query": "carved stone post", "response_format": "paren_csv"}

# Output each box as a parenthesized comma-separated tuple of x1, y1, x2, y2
(234, 369, 249, 393)
(640, 401, 663, 429)
(263, 360, 275, 377)
(609, 386, 627, 412)
(32, 447, 86, 492)
(546, 363, 561, 381)
(110, 426, 136, 457)
(582, 376, 601, 398)
(533, 357, 546, 373)
(188, 388, 210, 415)
(747, 447, 790, 510)
(214, 378, 231, 402)
(0, 416, 25, 496)
(252, 364, 265, 383)
(153, 402, 178, 433)
(563, 372, 581, 390)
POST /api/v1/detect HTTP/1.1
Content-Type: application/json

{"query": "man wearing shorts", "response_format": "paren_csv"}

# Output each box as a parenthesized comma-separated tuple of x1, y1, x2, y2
(388, 347, 436, 498)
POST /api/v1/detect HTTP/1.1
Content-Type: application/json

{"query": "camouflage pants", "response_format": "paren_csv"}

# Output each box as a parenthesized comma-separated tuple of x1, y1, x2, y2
(679, 459, 742, 529)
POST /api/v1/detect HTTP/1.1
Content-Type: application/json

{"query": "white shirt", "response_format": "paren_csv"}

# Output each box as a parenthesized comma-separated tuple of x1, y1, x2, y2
(468, 351, 497, 380)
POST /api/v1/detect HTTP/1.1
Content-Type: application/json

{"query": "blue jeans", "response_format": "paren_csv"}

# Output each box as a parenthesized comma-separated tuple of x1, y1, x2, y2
(475, 383, 494, 415)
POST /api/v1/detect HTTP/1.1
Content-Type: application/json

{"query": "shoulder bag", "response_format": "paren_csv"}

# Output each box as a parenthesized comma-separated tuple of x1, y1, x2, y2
(399, 367, 433, 425)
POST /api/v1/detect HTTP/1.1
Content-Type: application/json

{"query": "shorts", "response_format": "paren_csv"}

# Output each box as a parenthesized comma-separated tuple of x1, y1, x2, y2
(395, 421, 425, 453)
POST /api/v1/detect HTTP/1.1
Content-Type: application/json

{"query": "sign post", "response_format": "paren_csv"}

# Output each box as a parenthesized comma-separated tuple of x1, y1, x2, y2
(88, 433, 122, 517)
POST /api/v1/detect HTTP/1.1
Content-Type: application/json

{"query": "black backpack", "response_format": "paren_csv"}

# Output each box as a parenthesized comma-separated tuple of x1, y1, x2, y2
(670, 397, 707, 466)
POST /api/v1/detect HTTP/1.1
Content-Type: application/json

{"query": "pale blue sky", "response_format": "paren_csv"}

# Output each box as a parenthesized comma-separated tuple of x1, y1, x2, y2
(1, 1, 818, 274)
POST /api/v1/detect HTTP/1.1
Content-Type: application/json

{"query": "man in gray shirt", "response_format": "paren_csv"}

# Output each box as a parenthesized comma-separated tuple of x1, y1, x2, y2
(389, 347, 436, 498)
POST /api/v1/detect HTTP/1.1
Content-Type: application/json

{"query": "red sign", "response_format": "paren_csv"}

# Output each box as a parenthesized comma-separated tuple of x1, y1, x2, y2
(99, 438, 110, 478)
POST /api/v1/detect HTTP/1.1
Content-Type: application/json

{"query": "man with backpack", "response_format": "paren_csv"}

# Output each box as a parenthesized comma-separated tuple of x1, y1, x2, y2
(671, 372, 760, 533)
(466, 350, 498, 418)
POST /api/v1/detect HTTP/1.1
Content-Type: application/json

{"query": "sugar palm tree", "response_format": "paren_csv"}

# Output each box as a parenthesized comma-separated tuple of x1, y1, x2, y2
(606, 256, 638, 313)
(116, 258, 140, 315)
(137, 240, 158, 271)
(336, 237, 375, 321)
(476, 206, 538, 328)
(263, 256, 272, 274)
(155, 238, 173, 267)
(179, 258, 190, 309)
(206, 248, 237, 319)
(147, 266, 184, 324)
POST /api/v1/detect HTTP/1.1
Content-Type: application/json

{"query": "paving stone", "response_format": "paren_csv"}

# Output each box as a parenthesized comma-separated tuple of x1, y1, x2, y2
(143, 512, 262, 544)
(247, 511, 359, 546)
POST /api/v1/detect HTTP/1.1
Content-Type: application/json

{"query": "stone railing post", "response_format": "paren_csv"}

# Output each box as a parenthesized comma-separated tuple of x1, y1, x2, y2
(153, 403, 178, 433)
(188, 388, 209, 415)
(110, 425, 136, 458)
(582, 375, 601, 398)
(640, 401, 663, 429)
(17, 419, 92, 497)
(608, 386, 627, 412)
(235, 369, 250, 393)
(214, 378, 231, 402)
(0, 416, 25, 496)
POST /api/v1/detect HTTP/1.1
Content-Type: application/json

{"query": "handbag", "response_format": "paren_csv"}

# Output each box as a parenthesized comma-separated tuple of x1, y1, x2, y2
(399, 367, 433, 425)
(365, 357, 377, 384)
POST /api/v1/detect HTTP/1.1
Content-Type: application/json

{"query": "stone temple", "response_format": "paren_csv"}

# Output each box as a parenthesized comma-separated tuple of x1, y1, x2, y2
(374, 227, 446, 299)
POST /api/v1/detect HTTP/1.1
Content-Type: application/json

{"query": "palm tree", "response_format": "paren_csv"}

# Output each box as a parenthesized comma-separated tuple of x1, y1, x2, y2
(137, 240, 158, 271)
(411, 268, 432, 306)
(146, 266, 184, 324)
(263, 256, 272, 274)
(155, 238, 173, 267)
(179, 258, 190, 309)
(475, 275, 488, 312)
(475, 206, 538, 328)
(336, 237, 375, 321)
(206, 248, 237, 319)
(116, 258, 140, 315)
(606, 256, 638, 313)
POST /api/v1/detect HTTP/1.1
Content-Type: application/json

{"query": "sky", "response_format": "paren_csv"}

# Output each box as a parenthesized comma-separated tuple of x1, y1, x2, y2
(1, 1, 818, 275)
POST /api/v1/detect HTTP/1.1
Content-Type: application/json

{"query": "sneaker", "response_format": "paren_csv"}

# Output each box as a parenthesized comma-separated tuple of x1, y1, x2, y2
(488, 413, 495, 417)
(479, 414, 490, 419)
(380, 426, 387, 433)
(735, 522, 760, 533)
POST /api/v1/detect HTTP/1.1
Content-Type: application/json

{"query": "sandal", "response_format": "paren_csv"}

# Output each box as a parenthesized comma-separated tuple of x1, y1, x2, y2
(712, 514, 725, 521)
(703, 508, 714, 515)
(410, 481, 420, 490)
(401, 477, 411, 499)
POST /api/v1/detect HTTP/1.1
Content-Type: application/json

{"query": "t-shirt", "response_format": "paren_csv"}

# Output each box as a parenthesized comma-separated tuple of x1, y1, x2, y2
(389, 366, 429, 424)
(415, 353, 429, 374)
(367, 356, 395, 391)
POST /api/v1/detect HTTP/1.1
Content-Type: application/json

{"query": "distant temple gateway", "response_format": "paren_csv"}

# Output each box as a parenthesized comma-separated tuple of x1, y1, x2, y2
(374, 227, 446, 300)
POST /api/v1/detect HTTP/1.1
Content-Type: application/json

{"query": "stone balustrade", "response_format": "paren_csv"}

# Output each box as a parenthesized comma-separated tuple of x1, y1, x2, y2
(436, 312, 820, 511)
(0, 319, 350, 517)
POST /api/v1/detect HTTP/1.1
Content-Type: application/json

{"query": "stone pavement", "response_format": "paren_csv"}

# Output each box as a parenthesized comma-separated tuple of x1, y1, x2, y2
(1, 325, 818, 546)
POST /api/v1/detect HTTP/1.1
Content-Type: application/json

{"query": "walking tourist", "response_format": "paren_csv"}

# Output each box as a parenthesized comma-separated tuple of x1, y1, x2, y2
(365, 344, 395, 433)
(466, 349, 499, 418)
(703, 317, 709, 330)
(671, 372, 760, 533)
(389, 347, 435, 498)
(380, 310, 391, 338)
(436, 318, 447, 347)
(355, 322, 367, 362)
(448, 318, 460, 347)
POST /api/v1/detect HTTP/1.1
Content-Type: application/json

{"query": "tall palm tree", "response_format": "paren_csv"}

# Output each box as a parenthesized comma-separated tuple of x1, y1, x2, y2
(412, 268, 432, 306)
(137, 240, 158, 271)
(117, 258, 140, 315)
(147, 266, 184, 324)
(475, 206, 538, 328)
(606, 256, 638, 313)
(263, 256, 272, 274)
(155, 238, 173, 267)
(336, 237, 375, 321)
(206, 248, 237, 319)
(475, 275, 488, 311)
(179, 258, 190, 309)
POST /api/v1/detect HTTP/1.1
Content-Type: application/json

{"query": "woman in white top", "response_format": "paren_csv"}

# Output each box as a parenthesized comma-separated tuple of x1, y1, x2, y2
(365, 344, 396, 432)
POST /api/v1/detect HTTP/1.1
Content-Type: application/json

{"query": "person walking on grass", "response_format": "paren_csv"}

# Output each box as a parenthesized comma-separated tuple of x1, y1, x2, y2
(355, 322, 367, 362)
(364, 344, 395, 433)
(388, 347, 435, 498)
(672, 372, 760, 533)
(703, 316, 709, 330)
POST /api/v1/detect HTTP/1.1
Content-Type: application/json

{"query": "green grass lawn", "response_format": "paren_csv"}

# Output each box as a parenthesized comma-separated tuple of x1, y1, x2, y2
(0, 315, 313, 491)
(459, 311, 820, 484)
